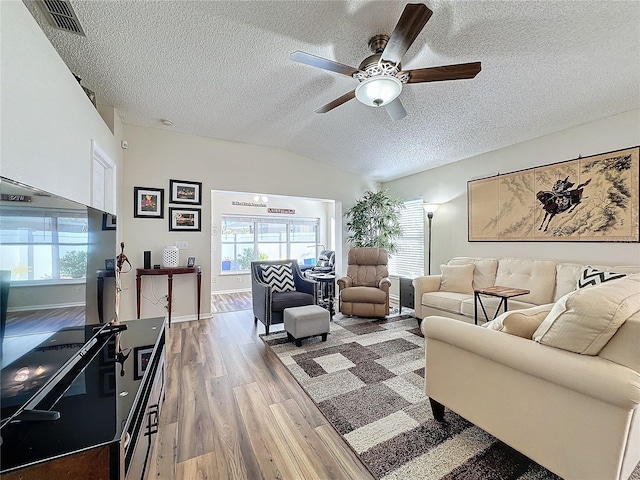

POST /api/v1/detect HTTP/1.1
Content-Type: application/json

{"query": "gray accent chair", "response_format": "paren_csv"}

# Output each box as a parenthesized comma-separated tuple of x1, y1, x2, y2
(251, 260, 317, 335)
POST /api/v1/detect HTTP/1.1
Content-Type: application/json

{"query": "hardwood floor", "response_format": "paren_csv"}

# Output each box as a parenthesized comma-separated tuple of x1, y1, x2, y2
(146, 309, 374, 480)
(211, 291, 252, 313)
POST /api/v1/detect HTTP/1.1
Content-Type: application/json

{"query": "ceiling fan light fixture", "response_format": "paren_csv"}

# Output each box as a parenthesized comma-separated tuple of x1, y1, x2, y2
(354, 76, 402, 107)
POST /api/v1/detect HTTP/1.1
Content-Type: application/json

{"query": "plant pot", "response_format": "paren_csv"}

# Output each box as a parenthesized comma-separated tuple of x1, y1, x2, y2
(222, 260, 231, 271)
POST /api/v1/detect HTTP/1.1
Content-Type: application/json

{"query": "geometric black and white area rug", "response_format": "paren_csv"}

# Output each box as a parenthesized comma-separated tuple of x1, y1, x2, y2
(262, 313, 640, 480)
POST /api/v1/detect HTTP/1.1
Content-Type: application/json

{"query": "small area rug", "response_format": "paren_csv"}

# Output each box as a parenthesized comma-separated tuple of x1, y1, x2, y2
(262, 313, 640, 480)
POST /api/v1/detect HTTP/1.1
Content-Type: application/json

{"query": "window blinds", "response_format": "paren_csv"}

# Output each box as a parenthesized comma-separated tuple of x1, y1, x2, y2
(388, 198, 424, 277)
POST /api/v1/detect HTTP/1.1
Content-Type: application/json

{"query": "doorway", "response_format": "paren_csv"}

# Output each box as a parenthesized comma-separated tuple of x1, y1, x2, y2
(210, 190, 340, 313)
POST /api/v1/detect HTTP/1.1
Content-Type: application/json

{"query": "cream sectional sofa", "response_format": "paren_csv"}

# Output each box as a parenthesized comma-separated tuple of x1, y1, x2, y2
(413, 256, 640, 322)
(421, 273, 640, 479)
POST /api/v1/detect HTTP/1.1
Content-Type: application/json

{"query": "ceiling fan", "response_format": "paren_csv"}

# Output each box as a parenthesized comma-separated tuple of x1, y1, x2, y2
(291, 3, 481, 120)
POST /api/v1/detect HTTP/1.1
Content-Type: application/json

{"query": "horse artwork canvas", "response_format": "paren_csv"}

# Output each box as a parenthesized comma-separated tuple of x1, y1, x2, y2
(468, 146, 639, 242)
(536, 177, 591, 232)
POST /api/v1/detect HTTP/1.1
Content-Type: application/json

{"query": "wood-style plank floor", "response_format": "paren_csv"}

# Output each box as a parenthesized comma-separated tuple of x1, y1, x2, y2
(146, 306, 374, 479)
(211, 291, 252, 313)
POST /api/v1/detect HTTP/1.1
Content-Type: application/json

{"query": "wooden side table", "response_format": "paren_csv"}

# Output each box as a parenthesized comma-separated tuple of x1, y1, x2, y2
(474, 285, 530, 325)
(136, 266, 201, 327)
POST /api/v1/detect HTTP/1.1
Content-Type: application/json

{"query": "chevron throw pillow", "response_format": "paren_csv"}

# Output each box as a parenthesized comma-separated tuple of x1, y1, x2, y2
(260, 264, 295, 293)
(577, 267, 626, 289)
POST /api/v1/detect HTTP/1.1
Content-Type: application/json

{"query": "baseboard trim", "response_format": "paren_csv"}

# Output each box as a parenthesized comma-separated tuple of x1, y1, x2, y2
(170, 312, 212, 324)
(8, 302, 85, 313)
(212, 288, 251, 295)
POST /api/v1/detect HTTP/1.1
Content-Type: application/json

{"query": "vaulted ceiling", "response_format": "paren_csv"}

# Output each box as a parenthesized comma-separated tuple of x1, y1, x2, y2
(25, 0, 640, 182)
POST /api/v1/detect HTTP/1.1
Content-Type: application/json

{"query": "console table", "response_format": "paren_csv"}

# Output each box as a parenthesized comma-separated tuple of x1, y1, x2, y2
(136, 266, 201, 327)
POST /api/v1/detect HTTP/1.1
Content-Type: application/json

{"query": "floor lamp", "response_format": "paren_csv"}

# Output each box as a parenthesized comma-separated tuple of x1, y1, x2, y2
(423, 204, 439, 275)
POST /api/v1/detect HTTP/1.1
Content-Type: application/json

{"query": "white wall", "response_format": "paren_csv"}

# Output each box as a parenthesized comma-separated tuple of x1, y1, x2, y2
(1, 1, 122, 323)
(0, 1, 121, 207)
(119, 125, 377, 322)
(384, 109, 640, 271)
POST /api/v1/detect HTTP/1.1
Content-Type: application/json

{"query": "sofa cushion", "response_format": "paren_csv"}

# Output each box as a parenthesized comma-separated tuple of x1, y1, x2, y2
(576, 266, 627, 289)
(483, 304, 554, 339)
(271, 291, 314, 312)
(439, 264, 474, 294)
(608, 266, 640, 274)
(260, 263, 295, 293)
(421, 291, 468, 315)
(495, 258, 557, 305)
(599, 311, 640, 371)
(448, 257, 498, 289)
(340, 286, 387, 304)
(555, 263, 640, 301)
(555, 263, 584, 301)
(533, 274, 640, 355)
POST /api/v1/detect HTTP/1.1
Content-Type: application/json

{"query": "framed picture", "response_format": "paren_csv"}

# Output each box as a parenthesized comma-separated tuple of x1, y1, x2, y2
(169, 207, 201, 231)
(102, 212, 116, 230)
(134, 345, 154, 381)
(105, 258, 115, 270)
(468, 146, 639, 242)
(134, 187, 164, 218)
(187, 256, 196, 267)
(169, 179, 202, 205)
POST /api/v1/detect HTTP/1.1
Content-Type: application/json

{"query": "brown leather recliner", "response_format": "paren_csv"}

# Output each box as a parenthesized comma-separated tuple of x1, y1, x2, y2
(337, 248, 391, 318)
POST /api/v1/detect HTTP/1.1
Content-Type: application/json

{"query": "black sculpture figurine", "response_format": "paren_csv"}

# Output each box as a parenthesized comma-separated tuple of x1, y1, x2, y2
(114, 242, 132, 375)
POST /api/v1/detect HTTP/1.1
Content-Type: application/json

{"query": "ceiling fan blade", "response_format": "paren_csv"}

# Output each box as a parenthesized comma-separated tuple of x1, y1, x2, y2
(381, 3, 433, 64)
(385, 98, 407, 121)
(405, 62, 482, 83)
(315, 90, 356, 114)
(291, 51, 359, 77)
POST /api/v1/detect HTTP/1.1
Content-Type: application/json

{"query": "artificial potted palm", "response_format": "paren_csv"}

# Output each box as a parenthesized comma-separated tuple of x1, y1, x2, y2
(345, 190, 404, 253)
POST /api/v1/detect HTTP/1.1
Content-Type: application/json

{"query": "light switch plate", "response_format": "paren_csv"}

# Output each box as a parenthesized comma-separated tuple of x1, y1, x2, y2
(176, 241, 188, 249)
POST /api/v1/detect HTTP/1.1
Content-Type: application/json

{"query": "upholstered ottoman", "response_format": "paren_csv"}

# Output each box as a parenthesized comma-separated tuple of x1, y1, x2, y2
(284, 305, 330, 347)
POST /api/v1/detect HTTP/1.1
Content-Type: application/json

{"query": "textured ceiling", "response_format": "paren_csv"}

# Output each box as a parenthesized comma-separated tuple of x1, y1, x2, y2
(25, 0, 640, 182)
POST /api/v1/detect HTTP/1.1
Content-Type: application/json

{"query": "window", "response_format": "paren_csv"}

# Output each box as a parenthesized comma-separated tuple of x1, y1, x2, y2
(388, 198, 424, 277)
(221, 215, 318, 272)
(0, 207, 88, 282)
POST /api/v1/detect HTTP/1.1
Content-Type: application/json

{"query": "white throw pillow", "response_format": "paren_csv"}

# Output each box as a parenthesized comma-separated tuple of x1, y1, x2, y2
(533, 274, 640, 355)
(448, 257, 498, 289)
(483, 304, 554, 339)
(260, 264, 295, 293)
(439, 264, 475, 294)
(576, 266, 626, 289)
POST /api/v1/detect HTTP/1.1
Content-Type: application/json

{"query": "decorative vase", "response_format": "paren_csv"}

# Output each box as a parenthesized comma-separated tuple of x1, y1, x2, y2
(162, 246, 179, 268)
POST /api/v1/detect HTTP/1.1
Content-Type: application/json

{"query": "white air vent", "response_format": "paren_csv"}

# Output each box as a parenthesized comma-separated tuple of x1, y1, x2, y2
(36, 0, 85, 36)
